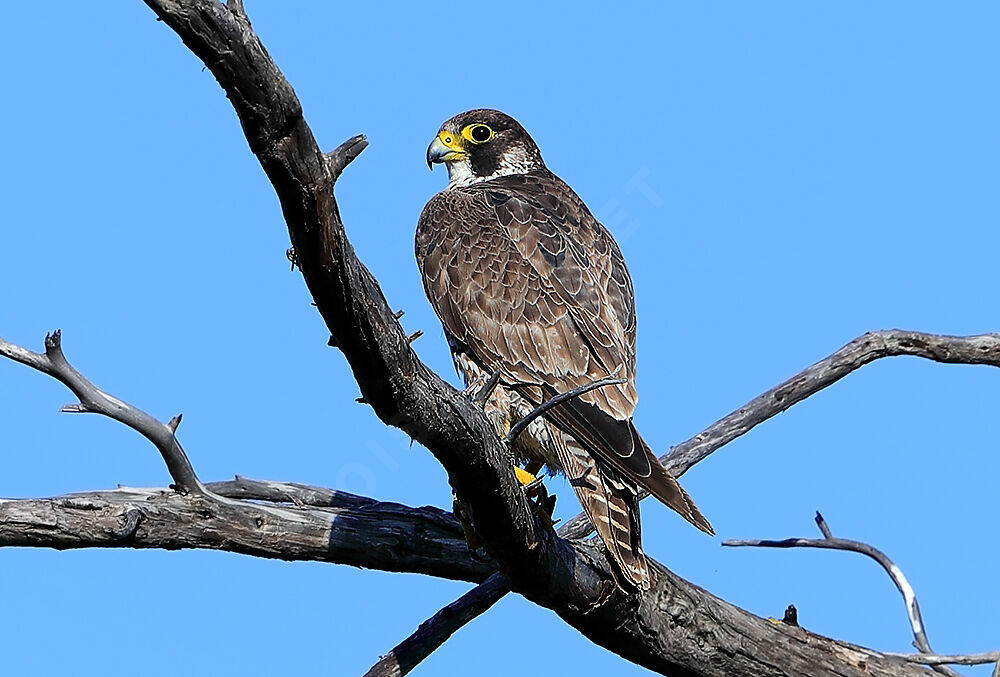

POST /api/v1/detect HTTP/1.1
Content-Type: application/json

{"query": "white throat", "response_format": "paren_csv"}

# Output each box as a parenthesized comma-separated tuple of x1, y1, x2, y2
(446, 145, 538, 189)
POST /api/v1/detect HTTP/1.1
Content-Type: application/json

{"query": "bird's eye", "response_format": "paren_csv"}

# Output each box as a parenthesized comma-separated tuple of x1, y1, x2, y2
(462, 124, 494, 144)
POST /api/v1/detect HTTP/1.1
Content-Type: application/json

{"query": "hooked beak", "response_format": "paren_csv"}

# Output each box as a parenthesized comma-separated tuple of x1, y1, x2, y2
(426, 131, 467, 169)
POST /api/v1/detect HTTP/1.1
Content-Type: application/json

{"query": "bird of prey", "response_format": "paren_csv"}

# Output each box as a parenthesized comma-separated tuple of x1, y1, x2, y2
(416, 109, 713, 589)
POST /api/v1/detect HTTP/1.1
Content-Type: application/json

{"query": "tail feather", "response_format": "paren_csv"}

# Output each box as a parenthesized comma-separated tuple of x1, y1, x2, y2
(537, 392, 714, 536)
(636, 432, 714, 535)
(553, 428, 649, 589)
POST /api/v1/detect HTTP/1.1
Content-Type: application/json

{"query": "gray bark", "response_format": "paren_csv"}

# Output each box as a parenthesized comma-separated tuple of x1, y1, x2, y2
(0, 479, 494, 583)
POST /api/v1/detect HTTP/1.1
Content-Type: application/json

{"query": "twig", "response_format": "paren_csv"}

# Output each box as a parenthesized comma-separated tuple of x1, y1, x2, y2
(723, 512, 966, 677)
(504, 369, 625, 446)
(0, 331, 207, 496)
(362, 573, 512, 677)
(560, 330, 1000, 540)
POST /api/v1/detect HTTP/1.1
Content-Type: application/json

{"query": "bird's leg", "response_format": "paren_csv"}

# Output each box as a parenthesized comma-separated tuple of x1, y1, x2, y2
(452, 493, 492, 562)
(467, 369, 503, 406)
(514, 465, 539, 487)
(514, 462, 557, 528)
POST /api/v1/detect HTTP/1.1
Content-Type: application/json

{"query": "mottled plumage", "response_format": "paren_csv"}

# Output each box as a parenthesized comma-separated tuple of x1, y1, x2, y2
(417, 110, 712, 588)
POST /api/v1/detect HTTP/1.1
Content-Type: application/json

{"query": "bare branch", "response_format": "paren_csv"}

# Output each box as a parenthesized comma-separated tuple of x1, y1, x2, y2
(723, 512, 978, 677)
(0, 484, 494, 583)
(363, 573, 512, 677)
(560, 330, 1000, 540)
(207, 476, 379, 509)
(663, 330, 1000, 476)
(881, 651, 1000, 667)
(0, 331, 206, 495)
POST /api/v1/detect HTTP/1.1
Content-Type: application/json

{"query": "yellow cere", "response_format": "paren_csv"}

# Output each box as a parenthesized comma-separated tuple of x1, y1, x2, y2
(438, 130, 464, 151)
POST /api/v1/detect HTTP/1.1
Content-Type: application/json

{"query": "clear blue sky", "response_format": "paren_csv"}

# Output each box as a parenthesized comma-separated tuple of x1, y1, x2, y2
(1, 2, 997, 675)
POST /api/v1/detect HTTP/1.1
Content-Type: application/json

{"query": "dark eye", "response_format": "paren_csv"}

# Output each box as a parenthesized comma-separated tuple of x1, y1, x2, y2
(469, 124, 492, 143)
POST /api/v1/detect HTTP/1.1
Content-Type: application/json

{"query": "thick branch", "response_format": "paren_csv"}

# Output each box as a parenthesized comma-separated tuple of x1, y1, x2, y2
(0, 481, 494, 583)
(142, 0, 547, 586)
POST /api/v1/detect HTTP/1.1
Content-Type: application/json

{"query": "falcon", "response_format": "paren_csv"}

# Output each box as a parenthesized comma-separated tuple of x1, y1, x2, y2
(416, 109, 713, 589)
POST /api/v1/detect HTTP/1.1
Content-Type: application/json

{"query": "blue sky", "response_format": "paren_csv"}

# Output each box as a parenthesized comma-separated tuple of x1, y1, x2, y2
(1, 2, 998, 675)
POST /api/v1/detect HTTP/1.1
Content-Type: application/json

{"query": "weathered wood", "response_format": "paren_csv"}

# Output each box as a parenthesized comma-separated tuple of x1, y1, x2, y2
(0, 482, 494, 583)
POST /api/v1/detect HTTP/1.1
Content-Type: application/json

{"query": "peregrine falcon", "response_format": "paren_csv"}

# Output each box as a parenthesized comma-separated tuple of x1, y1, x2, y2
(416, 109, 712, 589)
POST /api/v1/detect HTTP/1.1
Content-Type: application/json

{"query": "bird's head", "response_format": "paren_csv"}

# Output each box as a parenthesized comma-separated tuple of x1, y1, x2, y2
(426, 109, 545, 187)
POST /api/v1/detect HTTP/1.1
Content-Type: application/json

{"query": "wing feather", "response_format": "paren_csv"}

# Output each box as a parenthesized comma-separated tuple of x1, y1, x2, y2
(415, 170, 712, 535)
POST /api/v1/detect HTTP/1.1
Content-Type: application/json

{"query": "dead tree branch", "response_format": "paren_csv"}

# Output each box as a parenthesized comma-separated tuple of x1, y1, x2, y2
(880, 651, 1000, 667)
(662, 330, 1000, 475)
(363, 573, 512, 677)
(0, 330, 206, 495)
(724, 512, 998, 675)
(0, 481, 494, 583)
(559, 329, 1000, 539)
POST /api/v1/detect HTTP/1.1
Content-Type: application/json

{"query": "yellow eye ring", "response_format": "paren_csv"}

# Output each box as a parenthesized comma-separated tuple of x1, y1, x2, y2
(461, 124, 494, 144)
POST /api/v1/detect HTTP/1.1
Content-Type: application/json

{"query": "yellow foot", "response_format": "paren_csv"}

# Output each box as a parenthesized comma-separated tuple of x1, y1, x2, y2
(514, 466, 538, 486)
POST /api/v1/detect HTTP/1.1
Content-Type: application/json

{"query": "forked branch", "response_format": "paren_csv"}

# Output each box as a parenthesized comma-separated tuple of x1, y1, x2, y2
(724, 512, 997, 674)
(0, 331, 206, 495)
